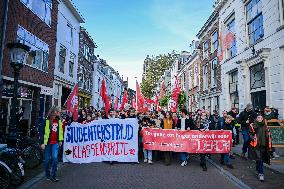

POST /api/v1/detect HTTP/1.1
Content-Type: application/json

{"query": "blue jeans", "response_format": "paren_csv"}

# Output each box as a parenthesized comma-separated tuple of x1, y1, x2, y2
(241, 129, 249, 154)
(143, 149, 152, 160)
(45, 143, 59, 178)
(256, 160, 264, 174)
(221, 153, 231, 165)
(180, 152, 189, 162)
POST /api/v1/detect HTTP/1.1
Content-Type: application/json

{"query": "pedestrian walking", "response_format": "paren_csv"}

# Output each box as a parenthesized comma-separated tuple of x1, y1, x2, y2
(248, 114, 272, 182)
(176, 109, 195, 167)
(161, 111, 173, 166)
(41, 106, 64, 182)
(239, 103, 257, 159)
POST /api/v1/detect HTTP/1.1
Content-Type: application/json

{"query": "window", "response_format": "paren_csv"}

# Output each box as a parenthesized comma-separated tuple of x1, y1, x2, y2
(69, 52, 75, 77)
(203, 41, 209, 59)
(66, 23, 73, 45)
(188, 69, 193, 90)
(202, 64, 208, 90)
(20, 0, 52, 26)
(250, 62, 265, 90)
(279, 0, 284, 25)
(226, 18, 237, 58)
(59, 46, 66, 73)
(17, 25, 49, 72)
(229, 71, 239, 108)
(211, 31, 218, 52)
(83, 44, 91, 62)
(246, 0, 264, 45)
(211, 58, 218, 87)
(194, 64, 198, 87)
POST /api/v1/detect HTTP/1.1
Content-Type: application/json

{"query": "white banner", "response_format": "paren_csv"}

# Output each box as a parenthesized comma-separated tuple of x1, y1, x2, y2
(63, 118, 139, 163)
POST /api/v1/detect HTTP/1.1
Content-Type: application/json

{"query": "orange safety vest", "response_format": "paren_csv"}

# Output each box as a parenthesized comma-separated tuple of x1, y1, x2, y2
(249, 123, 258, 147)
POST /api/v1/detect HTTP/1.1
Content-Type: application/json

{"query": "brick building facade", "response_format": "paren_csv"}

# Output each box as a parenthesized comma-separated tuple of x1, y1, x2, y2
(197, 11, 221, 113)
(0, 0, 58, 134)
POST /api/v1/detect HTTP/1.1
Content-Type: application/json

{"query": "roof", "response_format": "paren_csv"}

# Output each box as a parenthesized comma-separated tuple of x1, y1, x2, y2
(80, 27, 98, 48)
(63, 0, 85, 23)
(196, 10, 218, 39)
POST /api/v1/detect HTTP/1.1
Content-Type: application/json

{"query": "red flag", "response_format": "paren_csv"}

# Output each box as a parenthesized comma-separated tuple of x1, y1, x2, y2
(136, 81, 145, 112)
(132, 96, 136, 109)
(100, 79, 110, 116)
(120, 89, 128, 111)
(170, 76, 181, 112)
(66, 83, 79, 121)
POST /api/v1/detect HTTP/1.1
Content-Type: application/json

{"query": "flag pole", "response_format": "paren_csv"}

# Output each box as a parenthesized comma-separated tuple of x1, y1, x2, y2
(135, 77, 138, 111)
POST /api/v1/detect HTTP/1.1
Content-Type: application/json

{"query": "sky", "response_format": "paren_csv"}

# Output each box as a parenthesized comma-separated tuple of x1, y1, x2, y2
(72, 0, 214, 90)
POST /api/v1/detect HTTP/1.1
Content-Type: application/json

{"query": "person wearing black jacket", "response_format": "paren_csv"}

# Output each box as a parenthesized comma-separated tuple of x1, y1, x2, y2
(228, 107, 239, 145)
(238, 103, 256, 159)
(176, 109, 195, 167)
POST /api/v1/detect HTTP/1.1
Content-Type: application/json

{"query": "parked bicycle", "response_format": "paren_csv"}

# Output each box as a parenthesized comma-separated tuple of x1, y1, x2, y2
(0, 147, 25, 188)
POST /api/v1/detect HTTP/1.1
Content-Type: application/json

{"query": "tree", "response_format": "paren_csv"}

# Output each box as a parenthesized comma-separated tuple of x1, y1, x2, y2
(141, 51, 178, 98)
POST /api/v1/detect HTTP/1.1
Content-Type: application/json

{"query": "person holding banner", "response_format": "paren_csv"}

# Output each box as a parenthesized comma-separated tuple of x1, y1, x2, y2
(219, 115, 234, 169)
(176, 109, 195, 167)
(41, 106, 63, 182)
(161, 111, 174, 166)
(141, 117, 153, 164)
(195, 112, 211, 171)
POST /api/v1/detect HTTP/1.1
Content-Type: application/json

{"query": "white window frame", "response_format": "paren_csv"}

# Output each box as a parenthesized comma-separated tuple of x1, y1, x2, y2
(211, 30, 218, 53)
(203, 64, 208, 90)
(279, 0, 284, 26)
(59, 45, 66, 74)
(66, 23, 73, 46)
(203, 41, 209, 60)
(69, 52, 75, 77)
(17, 25, 49, 72)
(211, 58, 218, 87)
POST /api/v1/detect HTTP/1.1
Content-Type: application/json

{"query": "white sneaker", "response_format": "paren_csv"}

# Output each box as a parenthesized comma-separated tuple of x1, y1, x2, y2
(181, 161, 187, 167)
(144, 159, 148, 163)
(273, 152, 280, 158)
(148, 160, 153, 164)
(258, 174, 264, 182)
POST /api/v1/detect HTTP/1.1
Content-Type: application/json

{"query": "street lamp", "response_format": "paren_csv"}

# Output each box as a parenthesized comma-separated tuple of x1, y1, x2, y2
(6, 42, 30, 148)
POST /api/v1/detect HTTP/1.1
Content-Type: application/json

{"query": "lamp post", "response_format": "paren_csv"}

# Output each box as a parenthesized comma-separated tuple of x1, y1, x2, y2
(6, 42, 30, 148)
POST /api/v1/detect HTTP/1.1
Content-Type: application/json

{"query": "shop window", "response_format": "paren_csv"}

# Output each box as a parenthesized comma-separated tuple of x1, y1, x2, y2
(17, 25, 49, 72)
(59, 46, 66, 73)
(20, 0, 52, 26)
(246, 0, 264, 45)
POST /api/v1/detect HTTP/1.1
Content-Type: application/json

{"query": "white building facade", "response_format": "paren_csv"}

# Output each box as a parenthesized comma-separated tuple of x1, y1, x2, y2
(53, 0, 84, 108)
(217, 0, 284, 118)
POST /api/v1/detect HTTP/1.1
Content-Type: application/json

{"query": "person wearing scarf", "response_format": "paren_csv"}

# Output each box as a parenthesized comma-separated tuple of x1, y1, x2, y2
(248, 114, 272, 182)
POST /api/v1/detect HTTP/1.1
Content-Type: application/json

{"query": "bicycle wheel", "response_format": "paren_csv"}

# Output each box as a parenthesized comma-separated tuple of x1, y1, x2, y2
(22, 145, 42, 169)
(10, 162, 24, 185)
(0, 163, 10, 189)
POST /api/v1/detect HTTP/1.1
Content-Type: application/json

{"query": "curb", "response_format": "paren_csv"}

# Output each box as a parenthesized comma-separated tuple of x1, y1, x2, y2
(17, 162, 65, 189)
(207, 159, 252, 189)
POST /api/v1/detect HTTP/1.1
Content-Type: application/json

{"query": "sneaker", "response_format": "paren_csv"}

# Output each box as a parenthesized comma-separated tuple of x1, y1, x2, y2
(226, 164, 234, 169)
(258, 174, 264, 182)
(181, 161, 187, 167)
(202, 165, 207, 171)
(144, 159, 148, 163)
(273, 152, 280, 158)
(148, 160, 153, 164)
(51, 177, 60, 182)
(46, 176, 51, 181)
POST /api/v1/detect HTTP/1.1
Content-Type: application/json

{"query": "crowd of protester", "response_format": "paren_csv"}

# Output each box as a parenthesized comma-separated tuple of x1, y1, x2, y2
(42, 103, 279, 182)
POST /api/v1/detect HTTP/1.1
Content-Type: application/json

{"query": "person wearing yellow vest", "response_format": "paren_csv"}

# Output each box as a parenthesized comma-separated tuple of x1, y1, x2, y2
(248, 114, 272, 182)
(41, 106, 63, 182)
